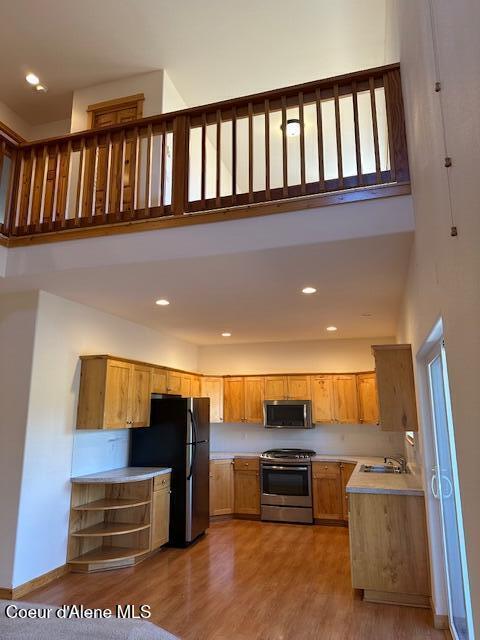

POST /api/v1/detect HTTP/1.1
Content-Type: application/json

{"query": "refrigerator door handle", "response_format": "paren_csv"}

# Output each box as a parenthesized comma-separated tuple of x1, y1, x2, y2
(189, 408, 198, 444)
(187, 442, 197, 480)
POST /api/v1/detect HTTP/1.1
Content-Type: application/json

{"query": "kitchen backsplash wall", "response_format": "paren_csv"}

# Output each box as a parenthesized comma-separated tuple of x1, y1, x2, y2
(211, 422, 405, 456)
(71, 429, 130, 476)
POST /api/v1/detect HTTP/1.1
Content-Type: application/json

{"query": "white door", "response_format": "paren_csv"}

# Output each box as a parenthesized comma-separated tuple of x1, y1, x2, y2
(427, 341, 473, 640)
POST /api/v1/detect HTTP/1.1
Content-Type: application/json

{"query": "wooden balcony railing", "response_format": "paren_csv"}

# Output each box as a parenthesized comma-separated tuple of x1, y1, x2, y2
(0, 64, 409, 244)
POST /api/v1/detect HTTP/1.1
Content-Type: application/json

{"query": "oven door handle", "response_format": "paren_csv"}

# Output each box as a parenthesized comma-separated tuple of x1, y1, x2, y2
(263, 465, 309, 471)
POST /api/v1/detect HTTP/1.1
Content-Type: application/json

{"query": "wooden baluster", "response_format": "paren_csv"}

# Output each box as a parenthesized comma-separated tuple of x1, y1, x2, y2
(84, 136, 97, 221)
(299, 92, 306, 195)
(315, 88, 325, 191)
(232, 106, 237, 204)
(333, 84, 344, 189)
(119, 130, 126, 218)
(4, 146, 20, 235)
(264, 98, 271, 200)
(352, 81, 363, 186)
(30, 146, 47, 229)
(145, 123, 153, 216)
(369, 77, 382, 184)
(56, 141, 71, 228)
(43, 145, 59, 227)
(171, 114, 188, 215)
(383, 69, 409, 183)
(248, 102, 254, 203)
(18, 148, 34, 231)
(108, 132, 122, 217)
(95, 133, 109, 219)
(128, 127, 139, 215)
(75, 138, 85, 224)
(201, 113, 207, 208)
(281, 95, 288, 197)
(103, 133, 112, 221)
(159, 121, 166, 211)
(215, 109, 221, 208)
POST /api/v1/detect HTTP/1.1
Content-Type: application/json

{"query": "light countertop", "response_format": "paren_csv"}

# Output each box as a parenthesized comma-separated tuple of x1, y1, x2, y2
(71, 466, 172, 484)
(210, 452, 424, 496)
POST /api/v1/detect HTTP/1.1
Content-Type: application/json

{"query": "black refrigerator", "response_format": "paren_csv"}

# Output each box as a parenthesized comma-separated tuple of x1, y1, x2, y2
(130, 396, 210, 547)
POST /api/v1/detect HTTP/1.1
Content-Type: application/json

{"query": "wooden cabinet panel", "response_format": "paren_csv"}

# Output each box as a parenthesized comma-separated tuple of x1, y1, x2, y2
(373, 345, 418, 431)
(129, 364, 152, 428)
(333, 375, 359, 423)
(311, 375, 334, 423)
(357, 373, 379, 424)
(340, 462, 356, 521)
(224, 377, 245, 423)
(167, 370, 182, 395)
(234, 459, 260, 515)
(201, 376, 224, 423)
(191, 375, 201, 397)
(312, 462, 343, 520)
(180, 374, 192, 397)
(244, 377, 265, 424)
(264, 376, 287, 400)
(103, 360, 132, 428)
(349, 493, 430, 599)
(287, 375, 311, 400)
(151, 368, 167, 394)
(151, 486, 170, 550)
(209, 460, 234, 516)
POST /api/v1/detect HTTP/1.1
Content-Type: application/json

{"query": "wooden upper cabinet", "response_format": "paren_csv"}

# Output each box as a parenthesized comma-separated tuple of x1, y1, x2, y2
(333, 375, 359, 423)
(286, 375, 311, 400)
(201, 376, 224, 423)
(129, 364, 152, 428)
(191, 375, 201, 397)
(151, 368, 168, 394)
(180, 374, 192, 397)
(311, 375, 334, 423)
(77, 357, 151, 429)
(167, 370, 182, 395)
(264, 376, 287, 400)
(224, 377, 245, 423)
(357, 373, 379, 424)
(244, 377, 265, 424)
(87, 94, 144, 129)
(373, 345, 418, 431)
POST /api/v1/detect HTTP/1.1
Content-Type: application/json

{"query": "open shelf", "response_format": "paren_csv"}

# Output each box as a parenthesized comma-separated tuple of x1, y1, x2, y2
(69, 546, 149, 564)
(71, 522, 151, 537)
(73, 498, 150, 511)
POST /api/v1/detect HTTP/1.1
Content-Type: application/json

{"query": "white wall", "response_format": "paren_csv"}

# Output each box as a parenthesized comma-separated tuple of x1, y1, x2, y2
(70, 70, 165, 133)
(0, 292, 39, 588)
(392, 0, 480, 633)
(199, 336, 394, 375)
(29, 118, 71, 140)
(0, 100, 31, 139)
(9, 290, 198, 588)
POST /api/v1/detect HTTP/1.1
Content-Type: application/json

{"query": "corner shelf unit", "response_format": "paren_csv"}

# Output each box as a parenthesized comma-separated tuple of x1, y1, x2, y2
(68, 475, 170, 572)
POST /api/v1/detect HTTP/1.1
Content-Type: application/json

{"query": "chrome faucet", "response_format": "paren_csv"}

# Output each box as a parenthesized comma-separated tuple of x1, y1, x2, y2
(384, 455, 407, 473)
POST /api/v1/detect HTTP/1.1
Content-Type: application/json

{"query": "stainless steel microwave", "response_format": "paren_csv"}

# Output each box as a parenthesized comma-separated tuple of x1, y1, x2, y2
(263, 400, 313, 429)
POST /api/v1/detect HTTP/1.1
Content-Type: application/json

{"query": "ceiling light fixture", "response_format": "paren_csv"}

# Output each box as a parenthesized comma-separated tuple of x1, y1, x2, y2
(326, 326, 337, 332)
(26, 73, 40, 86)
(35, 84, 48, 93)
(221, 332, 232, 337)
(302, 286, 317, 294)
(283, 118, 301, 137)
(155, 299, 170, 306)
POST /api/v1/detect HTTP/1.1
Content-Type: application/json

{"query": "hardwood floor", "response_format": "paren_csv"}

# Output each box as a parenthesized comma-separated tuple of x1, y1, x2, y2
(25, 520, 445, 639)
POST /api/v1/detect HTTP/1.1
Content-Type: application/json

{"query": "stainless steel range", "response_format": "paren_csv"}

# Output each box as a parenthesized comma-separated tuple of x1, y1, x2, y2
(260, 448, 316, 524)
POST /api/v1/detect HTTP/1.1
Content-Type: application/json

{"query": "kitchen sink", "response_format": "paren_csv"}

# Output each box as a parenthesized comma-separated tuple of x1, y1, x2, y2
(360, 464, 409, 474)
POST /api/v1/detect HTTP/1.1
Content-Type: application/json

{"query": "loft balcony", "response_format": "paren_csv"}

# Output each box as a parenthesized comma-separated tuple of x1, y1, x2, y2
(0, 64, 409, 246)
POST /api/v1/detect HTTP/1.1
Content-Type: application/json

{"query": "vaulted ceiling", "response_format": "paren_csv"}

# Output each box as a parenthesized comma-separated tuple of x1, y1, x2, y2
(0, 0, 389, 124)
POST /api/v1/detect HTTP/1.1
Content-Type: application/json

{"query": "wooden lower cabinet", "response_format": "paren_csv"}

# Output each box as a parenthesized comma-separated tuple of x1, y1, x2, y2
(234, 458, 260, 516)
(340, 463, 356, 520)
(151, 480, 171, 550)
(209, 460, 234, 516)
(349, 492, 430, 606)
(312, 462, 343, 521)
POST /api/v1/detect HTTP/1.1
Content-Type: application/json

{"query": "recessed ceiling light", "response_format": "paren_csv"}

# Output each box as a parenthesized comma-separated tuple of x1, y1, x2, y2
(26, 73, 40, 86)
(221, 332, 232, 337)
(302, 286, 317, 294)
(326, 326, 337, 332)
(35, 84, 48, 93)
(155, 299, 170, 306)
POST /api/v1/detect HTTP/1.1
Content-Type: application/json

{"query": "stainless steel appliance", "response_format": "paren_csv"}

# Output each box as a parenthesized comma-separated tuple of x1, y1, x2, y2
(263, 400, 313, 429)
(130, 395, 210, 547)
(260, 448, 316, 523)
